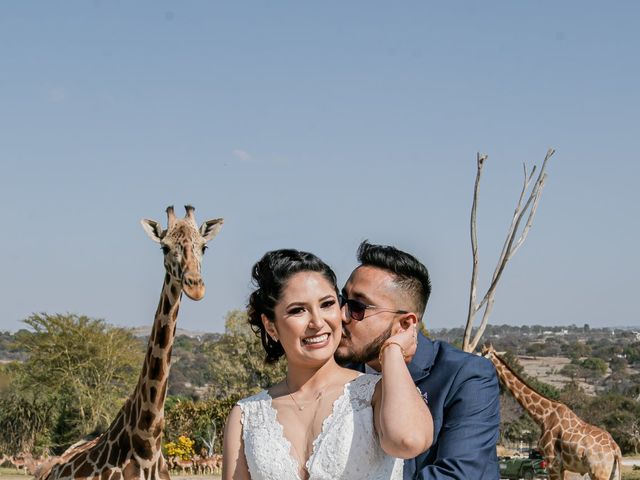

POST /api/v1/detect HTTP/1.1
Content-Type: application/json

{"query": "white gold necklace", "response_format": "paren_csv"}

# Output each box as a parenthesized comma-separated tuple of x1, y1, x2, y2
(285, 378, 323, 411)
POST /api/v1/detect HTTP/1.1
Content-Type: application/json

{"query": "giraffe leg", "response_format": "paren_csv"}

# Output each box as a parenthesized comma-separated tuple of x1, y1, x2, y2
(539, 432, 563, 480)
(546, 466, 563, 480)
(543, 456, 563, 480)
(544, 452, 565, 480)
(588, 464, 614, 480)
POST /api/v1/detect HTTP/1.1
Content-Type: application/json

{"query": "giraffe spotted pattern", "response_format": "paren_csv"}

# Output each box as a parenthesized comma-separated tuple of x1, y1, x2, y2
(482, 344, 621, 480)
(38, 206, 223, 480)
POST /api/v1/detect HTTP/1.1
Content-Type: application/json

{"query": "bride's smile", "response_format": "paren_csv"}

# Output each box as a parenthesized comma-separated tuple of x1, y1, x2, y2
(264, 270, 342, 365)
(301, 332, 330, 347)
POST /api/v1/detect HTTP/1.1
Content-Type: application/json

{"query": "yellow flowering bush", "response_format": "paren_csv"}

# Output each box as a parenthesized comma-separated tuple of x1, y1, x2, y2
(164, 435, 195, 460)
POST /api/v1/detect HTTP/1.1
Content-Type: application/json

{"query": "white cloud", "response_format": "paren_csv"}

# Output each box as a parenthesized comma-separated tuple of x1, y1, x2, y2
(232, 149, 252, 162)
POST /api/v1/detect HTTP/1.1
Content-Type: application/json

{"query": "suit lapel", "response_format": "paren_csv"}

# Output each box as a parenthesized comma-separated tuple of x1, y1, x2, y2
(408, 333, 436, 383)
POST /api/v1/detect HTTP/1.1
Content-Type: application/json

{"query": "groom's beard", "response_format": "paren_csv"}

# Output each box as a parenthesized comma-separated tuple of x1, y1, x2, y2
(335, 323, 393, 366)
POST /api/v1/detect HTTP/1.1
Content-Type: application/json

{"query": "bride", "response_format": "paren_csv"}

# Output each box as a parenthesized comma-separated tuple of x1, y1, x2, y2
(222, 249, 433, 480)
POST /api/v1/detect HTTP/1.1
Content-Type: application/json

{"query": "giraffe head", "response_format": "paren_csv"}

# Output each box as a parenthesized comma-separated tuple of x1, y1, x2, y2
(480, 343, 495, 357)
(141, 205, 223, 300)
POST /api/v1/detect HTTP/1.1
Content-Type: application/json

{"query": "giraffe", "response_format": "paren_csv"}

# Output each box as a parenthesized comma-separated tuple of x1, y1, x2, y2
(37, 205, 224, 480)
(481, 344, 622, 480)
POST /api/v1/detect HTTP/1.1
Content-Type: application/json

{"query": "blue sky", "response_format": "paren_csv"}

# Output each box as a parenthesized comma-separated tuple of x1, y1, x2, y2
(1, 1, 638, 333)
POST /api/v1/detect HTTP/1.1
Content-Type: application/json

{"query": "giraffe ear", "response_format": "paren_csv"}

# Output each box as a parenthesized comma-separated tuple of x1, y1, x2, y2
(141, 219, 164, 243)
(200, 218, 224, 242)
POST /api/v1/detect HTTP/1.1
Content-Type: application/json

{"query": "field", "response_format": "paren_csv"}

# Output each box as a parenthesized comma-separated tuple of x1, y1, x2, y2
(3, 465, 640, 480)
(623, 467, 640, 480)
(562, 467, 640, 480)
(0, 468, 221, 480)
(516, 355, 596, 394)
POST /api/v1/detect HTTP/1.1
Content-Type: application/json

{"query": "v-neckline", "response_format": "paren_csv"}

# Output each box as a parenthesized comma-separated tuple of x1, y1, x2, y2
(264, 374, 363, 480)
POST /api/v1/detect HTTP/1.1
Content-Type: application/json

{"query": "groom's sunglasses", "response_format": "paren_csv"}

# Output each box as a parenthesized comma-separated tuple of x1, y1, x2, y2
(340, 295, 409, 321)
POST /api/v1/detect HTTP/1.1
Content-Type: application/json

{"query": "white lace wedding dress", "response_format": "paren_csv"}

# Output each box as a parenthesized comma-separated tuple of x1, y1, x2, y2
(237, 373, 403, 480)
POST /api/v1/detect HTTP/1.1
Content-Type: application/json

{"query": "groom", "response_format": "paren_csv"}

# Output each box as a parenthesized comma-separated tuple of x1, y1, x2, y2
(335, 241, 501, 479)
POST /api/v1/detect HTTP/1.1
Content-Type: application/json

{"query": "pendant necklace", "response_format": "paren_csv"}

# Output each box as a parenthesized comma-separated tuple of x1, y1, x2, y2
(285, 378, 323, 411)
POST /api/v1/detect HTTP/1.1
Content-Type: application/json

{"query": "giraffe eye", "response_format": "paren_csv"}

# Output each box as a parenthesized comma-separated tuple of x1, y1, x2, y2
(202, 245, 208, 253)
(161, 246, 170, 255)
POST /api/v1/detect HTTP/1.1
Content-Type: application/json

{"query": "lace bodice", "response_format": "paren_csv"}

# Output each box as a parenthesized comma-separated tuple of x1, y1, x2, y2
(238, 373, 403, 480)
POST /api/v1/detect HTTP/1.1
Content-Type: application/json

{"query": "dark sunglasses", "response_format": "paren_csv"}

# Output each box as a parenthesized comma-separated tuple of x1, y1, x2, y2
(340, 296, 409, 321)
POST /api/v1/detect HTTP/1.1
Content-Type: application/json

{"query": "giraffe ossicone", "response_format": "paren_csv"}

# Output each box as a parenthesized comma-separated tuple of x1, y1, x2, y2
(38, 205, 223, 480)
(482, 343, 622, 480)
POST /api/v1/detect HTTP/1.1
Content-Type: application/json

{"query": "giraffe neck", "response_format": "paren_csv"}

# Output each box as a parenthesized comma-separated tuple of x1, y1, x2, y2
(137, 272, 181, 424)
(110, 272, 182, 460)
(488, 352, 556, 425)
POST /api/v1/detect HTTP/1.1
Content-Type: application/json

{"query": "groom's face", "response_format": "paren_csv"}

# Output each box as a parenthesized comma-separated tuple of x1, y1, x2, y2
(335, 265, 403, 367)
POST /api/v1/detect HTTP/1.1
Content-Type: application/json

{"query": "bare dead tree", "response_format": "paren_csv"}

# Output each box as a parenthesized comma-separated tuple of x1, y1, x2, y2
(462, 148, 555, 353)
(199, 421, 217, 457)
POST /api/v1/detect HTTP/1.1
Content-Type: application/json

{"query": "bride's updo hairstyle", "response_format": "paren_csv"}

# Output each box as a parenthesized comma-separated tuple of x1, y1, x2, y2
(248, 249, 338, 363)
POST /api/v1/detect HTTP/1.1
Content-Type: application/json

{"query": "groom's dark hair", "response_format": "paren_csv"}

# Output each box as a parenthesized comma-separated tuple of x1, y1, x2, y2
(357, 240, 431, 320)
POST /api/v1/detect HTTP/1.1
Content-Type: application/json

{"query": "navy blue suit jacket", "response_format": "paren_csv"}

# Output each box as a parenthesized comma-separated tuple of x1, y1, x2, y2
(351, 333, 500, 479)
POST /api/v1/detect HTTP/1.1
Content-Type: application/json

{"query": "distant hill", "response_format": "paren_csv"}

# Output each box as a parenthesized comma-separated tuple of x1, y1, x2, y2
(2, 323, 638, 401)
(127, 325, 214, 339)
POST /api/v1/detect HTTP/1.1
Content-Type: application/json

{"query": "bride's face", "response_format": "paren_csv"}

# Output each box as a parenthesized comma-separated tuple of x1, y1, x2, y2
(263, 271, 342, 367)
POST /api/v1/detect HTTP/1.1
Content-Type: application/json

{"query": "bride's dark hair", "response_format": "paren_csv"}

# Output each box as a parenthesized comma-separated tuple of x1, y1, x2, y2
(247, 249, 338, 363)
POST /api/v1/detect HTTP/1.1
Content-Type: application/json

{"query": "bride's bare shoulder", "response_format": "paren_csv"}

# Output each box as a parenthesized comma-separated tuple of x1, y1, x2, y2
(338, 366, 363, 383)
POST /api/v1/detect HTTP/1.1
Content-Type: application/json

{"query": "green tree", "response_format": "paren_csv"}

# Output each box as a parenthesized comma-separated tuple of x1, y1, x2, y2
(559, 381, 590, 416)
(498, 349, 559, 400)
(580, 357, 607, 375)
(502, 413, 540, 448)
(13, 313, 143, 449)
(205, 310, 286, 398)
(624, 343, 640, 363)
(0, 362, 14, 393)
(620, 416, 640, 455)
(560, 363, 580, 380)
(500, 350, 525, 375)
(525, 342, 545, 357)
(608, 356, 627, 375)
(165, 396, 240, 454)
(584, 393, 640, 455)
(562, 341, 591, 360)
(0, 393, 53, 455)
(576, 357, 608, 382)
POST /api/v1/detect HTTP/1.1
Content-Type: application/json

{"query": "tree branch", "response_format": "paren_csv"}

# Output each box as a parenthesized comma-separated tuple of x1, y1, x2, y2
(462, 149, 554, 352)
(464, 153, 486, 352)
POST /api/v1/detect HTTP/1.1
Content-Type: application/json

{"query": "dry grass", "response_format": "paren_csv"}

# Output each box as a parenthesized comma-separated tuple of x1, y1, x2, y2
(171, 476, 221, 480)
(0, 471, 221, 480)
(623, 465, 640, 480)
(563, 468, 640, 480)
(0, 467, 27, 477)
(518, 355, 595, 394)
(0, 459, 220, 480)
(3, 457, 638, 479)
